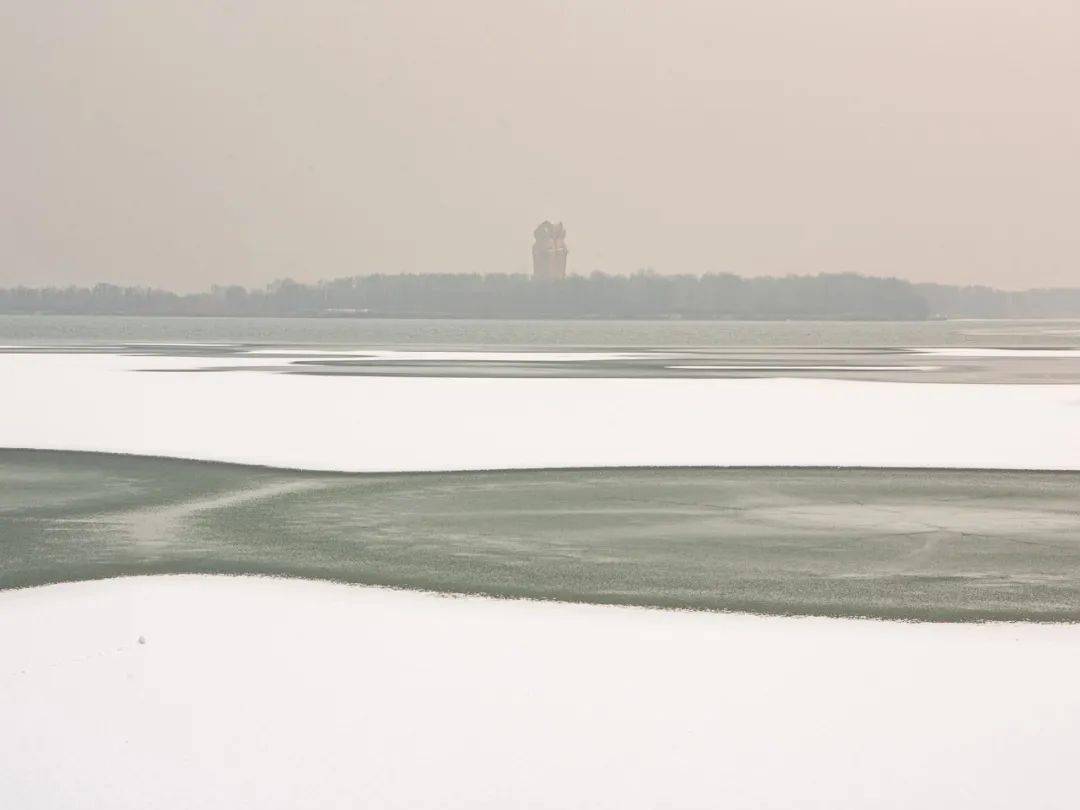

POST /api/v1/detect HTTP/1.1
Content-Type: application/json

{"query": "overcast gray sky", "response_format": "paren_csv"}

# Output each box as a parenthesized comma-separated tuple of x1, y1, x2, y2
(3, 1, 1078, 291)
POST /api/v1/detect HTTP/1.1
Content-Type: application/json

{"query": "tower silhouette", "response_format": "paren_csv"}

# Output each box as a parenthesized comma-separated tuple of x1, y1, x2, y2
(532, 221, 568, 280)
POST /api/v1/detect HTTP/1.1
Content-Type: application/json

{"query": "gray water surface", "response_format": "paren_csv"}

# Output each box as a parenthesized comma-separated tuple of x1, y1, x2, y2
(3, 314, 1080, 348)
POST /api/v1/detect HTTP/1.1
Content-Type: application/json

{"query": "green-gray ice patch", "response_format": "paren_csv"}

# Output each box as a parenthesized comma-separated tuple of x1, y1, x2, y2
(3, 450, 1080, 621)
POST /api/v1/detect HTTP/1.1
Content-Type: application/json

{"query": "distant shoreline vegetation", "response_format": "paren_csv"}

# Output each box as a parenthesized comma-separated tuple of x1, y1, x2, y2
(2, 272, 1079, 320)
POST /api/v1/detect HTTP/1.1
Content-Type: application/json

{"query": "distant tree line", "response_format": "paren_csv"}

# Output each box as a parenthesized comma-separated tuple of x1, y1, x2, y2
(1, 272, 1077, 320)
(914, 283, 1080, 319)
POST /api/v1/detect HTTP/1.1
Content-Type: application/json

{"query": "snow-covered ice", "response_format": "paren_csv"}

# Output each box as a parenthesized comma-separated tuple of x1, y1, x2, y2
(2, 575, 1078, 810)
(1, 351, 1078, 471)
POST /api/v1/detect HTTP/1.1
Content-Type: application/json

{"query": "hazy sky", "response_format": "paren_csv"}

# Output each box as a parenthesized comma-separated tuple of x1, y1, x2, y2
(3, 1, 1078, 291)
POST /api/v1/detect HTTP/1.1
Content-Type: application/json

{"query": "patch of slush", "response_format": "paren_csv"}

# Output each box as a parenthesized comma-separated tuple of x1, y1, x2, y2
(2, 352, 1079, 471)
(1, 575, 1077, 810)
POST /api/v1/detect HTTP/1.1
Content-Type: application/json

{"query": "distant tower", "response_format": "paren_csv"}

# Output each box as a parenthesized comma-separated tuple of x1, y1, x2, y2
(532, 221, 568, 280)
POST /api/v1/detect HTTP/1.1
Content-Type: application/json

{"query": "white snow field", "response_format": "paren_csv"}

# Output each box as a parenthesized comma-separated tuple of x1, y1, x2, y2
(1, 351, 1079, 471)
(1, 576, 1079, 810)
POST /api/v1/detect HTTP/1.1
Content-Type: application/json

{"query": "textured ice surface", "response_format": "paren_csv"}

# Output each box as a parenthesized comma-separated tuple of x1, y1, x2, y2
(5, 451, 1080, 620)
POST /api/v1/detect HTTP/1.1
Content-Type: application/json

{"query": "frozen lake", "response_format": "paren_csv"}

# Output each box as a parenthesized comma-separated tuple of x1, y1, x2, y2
(3, 317, 1080, 807)
(2, 319, 1079, 618)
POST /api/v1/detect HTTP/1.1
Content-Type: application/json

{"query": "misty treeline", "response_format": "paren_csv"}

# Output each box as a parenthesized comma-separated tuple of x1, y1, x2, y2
(2, 272, 1079, 320)
(915, 283, 1080, 319)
